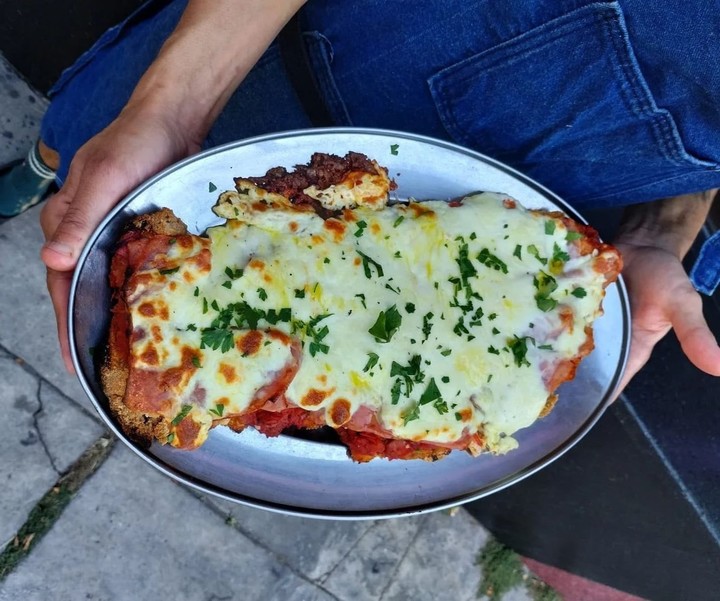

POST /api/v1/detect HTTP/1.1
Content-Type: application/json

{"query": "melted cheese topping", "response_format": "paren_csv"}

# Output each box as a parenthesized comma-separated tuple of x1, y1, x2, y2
(128, 193, 610, 453)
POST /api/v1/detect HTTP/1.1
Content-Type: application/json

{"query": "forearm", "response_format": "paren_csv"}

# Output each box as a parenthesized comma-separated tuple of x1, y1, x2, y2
(614, 189, 718, 259)
(126, 0, 306, 143)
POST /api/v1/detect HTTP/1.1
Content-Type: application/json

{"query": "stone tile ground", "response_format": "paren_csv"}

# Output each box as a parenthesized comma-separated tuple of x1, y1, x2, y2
(0, 54, 47, 167)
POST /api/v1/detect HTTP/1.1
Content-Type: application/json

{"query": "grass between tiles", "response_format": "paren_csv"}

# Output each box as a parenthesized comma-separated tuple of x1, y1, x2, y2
(477, 538, 560, 601)
(0, 433, 115, 581)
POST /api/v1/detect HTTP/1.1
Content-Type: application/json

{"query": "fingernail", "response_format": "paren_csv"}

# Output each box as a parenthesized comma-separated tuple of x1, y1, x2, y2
(43, 241, 74, 258)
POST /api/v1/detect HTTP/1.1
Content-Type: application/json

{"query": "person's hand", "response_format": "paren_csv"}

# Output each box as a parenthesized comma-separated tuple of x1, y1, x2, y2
(40, 105, 200, 372)
(613, 239, 720, 395)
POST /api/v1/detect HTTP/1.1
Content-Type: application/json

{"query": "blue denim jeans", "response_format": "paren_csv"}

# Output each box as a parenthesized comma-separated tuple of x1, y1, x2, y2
(41, 0, 720, 289)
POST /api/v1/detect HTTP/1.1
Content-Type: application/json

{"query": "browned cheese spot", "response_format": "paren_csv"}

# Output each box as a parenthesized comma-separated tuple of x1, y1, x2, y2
(330, 398, 352, 426)
(409, 203, 436, 218)
(323, 219, 347, 240)
(457, 408, 473, 422)
(177, 235, 194, 250)
(301, 388, 331, 407)
(190, 248, 212, 273)
(138, 302, 155, 317)
(151, 325, 163, 343)
(219, 362, 238, 384)
(140, 344, 159, 366)
(238, 330, 263, 356)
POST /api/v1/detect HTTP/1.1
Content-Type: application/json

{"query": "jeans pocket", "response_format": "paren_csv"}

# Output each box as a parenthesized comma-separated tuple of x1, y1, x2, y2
(428, 2, 719, 207)
(303, 31, 353, 127)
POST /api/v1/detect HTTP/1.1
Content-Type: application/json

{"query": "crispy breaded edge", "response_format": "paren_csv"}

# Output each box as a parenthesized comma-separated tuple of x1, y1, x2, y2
(100, 208, 187, 447)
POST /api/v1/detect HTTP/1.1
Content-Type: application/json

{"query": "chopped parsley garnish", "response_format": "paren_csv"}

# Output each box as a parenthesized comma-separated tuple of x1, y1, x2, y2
(208, 182, 217, 193)
(405, 302, 416, 314)
(224, 266, 244, 280)
(257, 288, 268, 301)
(390, 143, 399, 155)
(394, 250, 402, 258)
(323, 257, 331, 264)
(488, 346, 500, 355)
(171, 405, 193, 426)
(191, 356, 202, 368)
(354, 293, 367, 308)
(571, 287, 587, 298)
(545, 220, 556, 235)
(390, 355, 424, 400)
(453, 317, 469, 337)
(391, 379, 402, 405)
(469, 305, 484, 327)
(186, 323, 197, 331)
(418, 378, 448, 415)
(354, 220, 368, 238)
(209, 403, 225, 417)
(422, 312, 434, 342)
(566, 230, 585, 242)
(385, 283, 400, 294)
(222, 281, 232, 289)
(488, 313, 497, 321)
(305, 313, 332, 356)
(264, 307, 292, 325)
(363, 352, 380, 373)
(508, 335, 533, 367)
(369, 305, 402, 343)
(549, 242, 571, 274)
(211, 299, 220, 312)
(201, 328, 234, 353)
(492, 327, 500, 335)
(166, 433, 175, 444)
(393, 215, 405, 228)
(513, 244, 522, 260)
(356, 250, 384, 279)
(294, 288, 306, 298)
(194, 286, 199, 297)
(469, 232, 477, 240)
(487, 374, 493, 383)
(159, 266, 180, 275)
(457, 242, 478, 282)
(533, 270, 559, 312)
(402, 403, 421, 426)
(202, 297, 209, 314)
(527, 244, 548, 265)
(538, 344, 554, 350)
(454, 412, 463, 421)
(477, 248, 508, 274)
(440, 348, 452, 357)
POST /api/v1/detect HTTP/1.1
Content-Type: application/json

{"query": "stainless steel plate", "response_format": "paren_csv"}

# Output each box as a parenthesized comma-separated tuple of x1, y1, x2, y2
(70, 128, 630, 519)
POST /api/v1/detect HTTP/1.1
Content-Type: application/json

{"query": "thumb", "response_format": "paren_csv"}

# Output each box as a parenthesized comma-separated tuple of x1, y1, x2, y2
(41, 157, 135, 272)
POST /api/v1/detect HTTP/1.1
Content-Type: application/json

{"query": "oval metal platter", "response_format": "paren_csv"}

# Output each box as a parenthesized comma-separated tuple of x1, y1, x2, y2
(70, 128, 630, 519)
